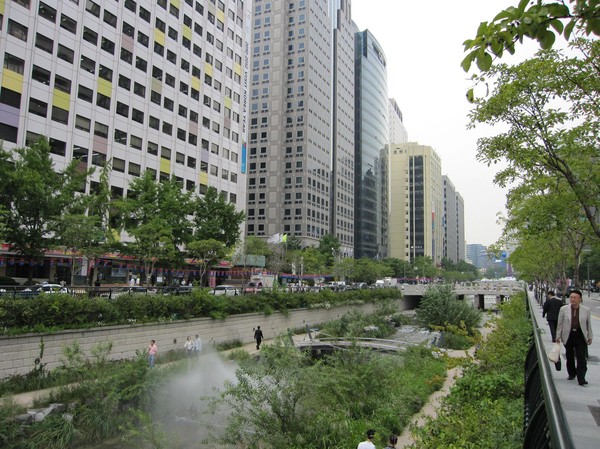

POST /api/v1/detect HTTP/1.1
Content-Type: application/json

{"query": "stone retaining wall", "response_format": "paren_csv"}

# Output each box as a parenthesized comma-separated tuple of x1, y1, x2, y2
(0, 301, 404, 380)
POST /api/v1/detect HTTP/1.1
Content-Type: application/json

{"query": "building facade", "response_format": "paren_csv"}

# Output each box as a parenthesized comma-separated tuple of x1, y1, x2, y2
(354, 29, 388, 259)
(389, 142, 444, 264)
(1, 0, 249, 210)
(389, 98, 408, 145)
(442, 175, 465, 264)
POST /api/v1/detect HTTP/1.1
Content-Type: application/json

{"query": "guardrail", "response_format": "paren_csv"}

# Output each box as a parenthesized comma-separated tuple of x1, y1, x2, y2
(523, 293, 575, 449)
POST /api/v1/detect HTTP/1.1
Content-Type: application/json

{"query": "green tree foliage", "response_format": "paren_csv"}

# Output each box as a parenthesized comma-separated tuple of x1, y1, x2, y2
(413, 294, 531, 448)
(114, 172, 192, 285)
(317, 233, 341, 266)
(353, 258, 393, 284)
(1, 138, 86, 282)
(187, 239, 228, 286)
(415, 284, 482, 333)
(462, 0, 600, 73)
(469, 39, 600, 241)
(214, 342, 445, 449)
(191, 186, 245, 247)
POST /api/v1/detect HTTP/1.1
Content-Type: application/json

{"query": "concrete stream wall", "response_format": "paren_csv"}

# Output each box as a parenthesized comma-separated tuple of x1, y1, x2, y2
(0, 300, 406, 380)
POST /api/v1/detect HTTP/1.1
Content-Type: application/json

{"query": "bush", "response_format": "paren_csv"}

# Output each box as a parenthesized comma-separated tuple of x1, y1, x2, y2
(416, 284, 482, 333)
(0, 276, 19, 286)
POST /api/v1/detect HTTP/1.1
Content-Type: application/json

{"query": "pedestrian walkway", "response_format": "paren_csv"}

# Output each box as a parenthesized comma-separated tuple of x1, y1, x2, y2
(529, 291, 600, 449)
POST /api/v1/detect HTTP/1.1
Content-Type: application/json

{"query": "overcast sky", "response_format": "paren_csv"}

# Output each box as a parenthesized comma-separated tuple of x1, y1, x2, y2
(351, 0, 538, 247)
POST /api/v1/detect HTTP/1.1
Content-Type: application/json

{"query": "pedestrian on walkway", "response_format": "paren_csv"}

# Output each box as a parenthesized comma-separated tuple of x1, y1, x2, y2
(556, 289, 593, 386)
(194, 334, 202, 358)
(184, 336, 195, 358)
(357, 429, 376, 449)
(542, 290, 563, 341)
(254, 326, 264, 350)
(148, 340, 158, 368)
(384, 434, 398, 449)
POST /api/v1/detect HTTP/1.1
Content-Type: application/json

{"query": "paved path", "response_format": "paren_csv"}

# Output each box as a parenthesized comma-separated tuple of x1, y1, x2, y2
(529, 291, 600, 448)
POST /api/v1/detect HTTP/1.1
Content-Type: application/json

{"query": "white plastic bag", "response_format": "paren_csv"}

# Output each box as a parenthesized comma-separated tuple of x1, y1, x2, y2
(547, 342, 561, 363)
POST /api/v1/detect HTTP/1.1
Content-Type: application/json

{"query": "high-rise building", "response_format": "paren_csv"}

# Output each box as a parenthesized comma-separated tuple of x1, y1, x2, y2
(389, 98, 408, 145)
(466, 243, 488, 269)
(389, 142, 444, 263)
(354, 29, 388, 259)
(0, 0, 250, 213)
(246, 0, 356, 252)
(442, 175, 465, 264)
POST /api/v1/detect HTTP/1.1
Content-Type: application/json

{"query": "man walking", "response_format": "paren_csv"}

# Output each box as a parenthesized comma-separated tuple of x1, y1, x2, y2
(357, 429, 376, 449)
(254, 326, 264, 350)
(556, 289, 593, 386)
(542, 290, 563, 341)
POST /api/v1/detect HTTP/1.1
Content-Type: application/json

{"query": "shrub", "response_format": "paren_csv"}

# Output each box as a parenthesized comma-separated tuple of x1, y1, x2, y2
(415, 284, 482, 333)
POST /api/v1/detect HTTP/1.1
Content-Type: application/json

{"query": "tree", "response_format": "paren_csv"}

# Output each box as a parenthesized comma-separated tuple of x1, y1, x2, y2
(114, 172, 192, 285)
(187, 239, 229, 286)
(382, 257, 415, 280)
(285, 234, 303, 251)
(317, 234, 341, 267)
(413, 256, 437, 280)
(462, 0, 600, 73)
(353, 259, 392, 284)
(191, 186, 245, 247)
(469, 40, 600, 241)
(2, 138, 85, 283)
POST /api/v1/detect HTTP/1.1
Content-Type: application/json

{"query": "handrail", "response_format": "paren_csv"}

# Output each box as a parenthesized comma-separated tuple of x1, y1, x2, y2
(523, 293, 575, 449)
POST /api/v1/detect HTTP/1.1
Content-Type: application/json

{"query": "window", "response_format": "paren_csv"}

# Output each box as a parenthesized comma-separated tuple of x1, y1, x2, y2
(166, 50, 177, 64)
(177, 128, 186, 141)
(86, 0, 100, 17)
(80, 55, 95, 73)
(51, 106, 69, 124)
(149, 116, 159, 130)
(91, 151, 106, 166)
(187, 156, 196, 168)
(136, 57, 147, 72)
(104, 10, 117, 27)
(94, 122, 109, 138)
(96, 93, 111, 109)
(113, 158, 125, 173)
(181, 59, 189, 71)
(180, 82, 188, 94)
(54, 75, 71, 93)
(165, 73, 175, 87)
(35, 33, 54, 54)
(116, 101, 129, 117)
(164, 98, 174, 111)
(119, 75, 131, 90)
(160, 146, 171, 160)
(147, 141, 158, 156)
(129, 162, 141, 176)
(101, 37, 115, 55)
(78, 85, 93, 103)
(49, 138, 66, 157)
(57, 45, 74, 63)
(150, 90, 161, 105)
(83, 27, 98, 45)
(162, 122, 172, 135)
(168, 26, 178, 40)
(139, 6, 150, 22)
(32, 65, 51, 85)
(137, 31, 149, 47)
(190, 111, 198, 123)
(154, 41, 164, 56)
(121, 47, 133, 64)
(73, 146, 89, 162)
(12, 0, 30, 8)
(114, 129, 127, 144)
(29, 98, 48, 117)
(178, 105, 187, 117)
(134, 82, 146, 97)
(132, 108, 144, 124)
(155, 18, 165, 32)
(170, 4, 179, 17)
(176, 152, 185, 164)
(130, 135, 142, 150)
(8, 20, 28, 41)
(99, 65, 113, 81)
(38, 2, 56, 22)
(125, 0, 136, 13)
(123, 22, 135, 38)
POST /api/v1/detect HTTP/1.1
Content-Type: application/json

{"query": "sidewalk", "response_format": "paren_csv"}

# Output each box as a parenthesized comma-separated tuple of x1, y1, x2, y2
(528, 292, 600, 448)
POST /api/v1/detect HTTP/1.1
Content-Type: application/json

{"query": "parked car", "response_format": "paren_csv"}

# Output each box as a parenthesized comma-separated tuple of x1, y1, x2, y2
(163, 286, 194, 295)
(34, 283, 70, 294)
(243, 282, 262, 294)
(209, 285, 239, 296)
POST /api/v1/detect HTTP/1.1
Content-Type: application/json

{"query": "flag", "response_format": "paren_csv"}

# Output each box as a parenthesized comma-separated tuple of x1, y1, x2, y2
(281, 234, 287, 243)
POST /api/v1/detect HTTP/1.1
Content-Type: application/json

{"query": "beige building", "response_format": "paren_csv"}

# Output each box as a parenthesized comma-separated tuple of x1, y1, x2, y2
(389, 142, 444, 264)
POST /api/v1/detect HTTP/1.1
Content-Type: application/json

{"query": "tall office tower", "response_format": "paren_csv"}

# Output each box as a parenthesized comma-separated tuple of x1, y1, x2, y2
(456, 191, 465, 262)
(466, 243, 488, 269)
(0, 0, 250, 214)
(330, 0, 356, 257)
(389, 98, 408, 145)
(442, 175, 466, 264)
(246, 0, 355, 251)
(354, 29, 388, 259)
(388, 142, 444, 264)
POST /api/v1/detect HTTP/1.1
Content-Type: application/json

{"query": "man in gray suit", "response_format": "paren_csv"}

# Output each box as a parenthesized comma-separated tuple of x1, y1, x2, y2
(556, 289, 593, 386)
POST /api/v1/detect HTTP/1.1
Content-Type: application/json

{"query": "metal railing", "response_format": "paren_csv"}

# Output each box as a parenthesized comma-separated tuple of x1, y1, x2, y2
(523, 294, 575, 449)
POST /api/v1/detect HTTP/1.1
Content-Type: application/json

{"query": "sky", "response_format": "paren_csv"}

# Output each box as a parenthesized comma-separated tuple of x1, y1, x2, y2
(350, 0, 538, 247)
